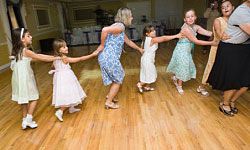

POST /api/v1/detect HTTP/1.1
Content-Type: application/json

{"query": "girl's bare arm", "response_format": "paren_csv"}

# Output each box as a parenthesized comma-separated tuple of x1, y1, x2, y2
(182, 27, 215, 46)
(151, 33, 182, 44)
(124, 34, 144, 54)
(196, 25, 213, 37)
(64, 51, 98, 63)
(24, 49, 59, 62)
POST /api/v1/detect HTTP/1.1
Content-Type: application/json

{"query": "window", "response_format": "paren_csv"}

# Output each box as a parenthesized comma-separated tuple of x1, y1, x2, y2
(34, 6, 51, 29)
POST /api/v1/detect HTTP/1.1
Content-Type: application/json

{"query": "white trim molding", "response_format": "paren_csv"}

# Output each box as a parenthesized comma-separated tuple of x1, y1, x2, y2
(0, 63, 10, 71)
(33, 5, 52, 30)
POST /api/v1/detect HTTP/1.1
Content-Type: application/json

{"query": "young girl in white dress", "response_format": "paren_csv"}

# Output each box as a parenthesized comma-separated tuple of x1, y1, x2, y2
(10, 28, 60, 129)
(137, 25, 182, 93)
(51, 39, 98, 122)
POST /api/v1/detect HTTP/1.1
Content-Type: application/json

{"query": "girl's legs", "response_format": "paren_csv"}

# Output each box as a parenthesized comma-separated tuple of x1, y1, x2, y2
(21, 101, 38, 129)
(177, 79, 182, 86)
(27, 101, 37, 116)
(105, 83, 120, 109)
(21, 104, 28, 118)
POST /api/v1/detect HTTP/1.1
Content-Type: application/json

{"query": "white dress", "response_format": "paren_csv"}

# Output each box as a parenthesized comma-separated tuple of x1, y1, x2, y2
(11, 55, 39, 104)
(52, 60, 86, 108)
(140, 37, 158, 83)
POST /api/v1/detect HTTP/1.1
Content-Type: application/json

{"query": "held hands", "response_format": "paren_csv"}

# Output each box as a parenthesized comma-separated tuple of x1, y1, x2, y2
(176, 33, 184, 39)
(91, 50, 99, 56)
(54, 56, 61, 60)
(221, 32, 231, 41)
(139, 48, 144, 54)
(211, 40, 219, 46)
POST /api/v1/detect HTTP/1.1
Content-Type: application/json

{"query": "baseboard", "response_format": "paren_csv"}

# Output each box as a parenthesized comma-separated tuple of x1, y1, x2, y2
(0, 63, 10, 73)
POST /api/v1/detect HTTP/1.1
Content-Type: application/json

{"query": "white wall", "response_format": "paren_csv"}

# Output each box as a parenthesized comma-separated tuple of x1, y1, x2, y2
(127, 1, 151, 24)
(155, 0, 183, 28)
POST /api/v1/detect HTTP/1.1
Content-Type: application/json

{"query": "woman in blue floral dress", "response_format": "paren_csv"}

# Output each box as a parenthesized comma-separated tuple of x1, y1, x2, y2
(95, 7, 143, 109)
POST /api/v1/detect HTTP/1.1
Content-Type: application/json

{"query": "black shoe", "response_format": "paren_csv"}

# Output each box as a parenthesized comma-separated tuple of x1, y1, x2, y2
(230, 107, 238, 114)
(219, 104, 234, 116)
(230, 102, 238, 114)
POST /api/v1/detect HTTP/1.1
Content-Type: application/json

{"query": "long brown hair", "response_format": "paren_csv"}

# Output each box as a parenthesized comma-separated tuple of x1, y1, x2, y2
(11, 28, 28, 61)
(141, 25, 154, 48)
(53, 39, 66, 57)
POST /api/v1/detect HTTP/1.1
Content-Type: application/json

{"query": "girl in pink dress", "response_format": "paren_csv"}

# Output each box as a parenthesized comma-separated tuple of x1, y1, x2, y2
(50, 39, 98, 121)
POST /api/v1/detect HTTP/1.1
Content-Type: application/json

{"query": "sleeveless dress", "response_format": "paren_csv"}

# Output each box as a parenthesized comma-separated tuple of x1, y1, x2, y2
(52, 60, 86, 108)
(166, 24, 196, 82)
(202, 17, 227, 84)
(11, 54, 39, 104)
(98, 22, 125, 86)
(140, 36, 158, 83)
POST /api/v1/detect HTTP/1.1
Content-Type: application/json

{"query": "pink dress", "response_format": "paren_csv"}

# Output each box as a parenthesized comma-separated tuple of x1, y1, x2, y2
(52, 60, 86, 108)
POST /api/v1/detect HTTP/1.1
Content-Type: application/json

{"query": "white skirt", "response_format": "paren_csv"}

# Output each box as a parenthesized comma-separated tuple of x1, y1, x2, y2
(52, 69, 86, 108)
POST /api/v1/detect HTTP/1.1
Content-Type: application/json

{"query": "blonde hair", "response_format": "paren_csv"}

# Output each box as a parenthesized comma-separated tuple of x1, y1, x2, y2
(53, 39, 66, 57)
(114, 7, 132, 26)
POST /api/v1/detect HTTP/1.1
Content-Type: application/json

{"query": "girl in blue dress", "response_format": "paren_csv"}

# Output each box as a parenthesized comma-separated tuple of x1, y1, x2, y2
(95, 7, 143, 109)
(167, 9, 216, 95)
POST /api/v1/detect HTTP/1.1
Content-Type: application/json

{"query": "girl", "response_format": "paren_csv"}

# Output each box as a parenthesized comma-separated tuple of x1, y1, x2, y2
(166, 9, 216, 94)
(198, 0, 234, 96)
(137, 25, 182, 93)
(10, 28, 60, 129)
(95, 7, 143, 109)
(51, 39, 98, 121)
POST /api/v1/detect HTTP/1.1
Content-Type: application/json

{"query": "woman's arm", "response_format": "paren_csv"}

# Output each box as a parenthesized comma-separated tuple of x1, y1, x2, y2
(213, 18, 223, 39)
(124, 34, 144, 54)
(239, 23, 250, 35)
(95, 26, 123, 53)
(151, 33, 182, 44)
(65, 51, 98, 63)
(24, 49, 58, 62)
(182, 28, 215, 46)
(196, 25, 213, 37)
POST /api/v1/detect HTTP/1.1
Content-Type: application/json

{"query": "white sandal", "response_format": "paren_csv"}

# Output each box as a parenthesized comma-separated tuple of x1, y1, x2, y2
(171, 76, 178, 86)
(143, 87, 155, 91)
(176, 85, 184, 95)
(197, 86, 209, 96)
(136, 82, 143, 93)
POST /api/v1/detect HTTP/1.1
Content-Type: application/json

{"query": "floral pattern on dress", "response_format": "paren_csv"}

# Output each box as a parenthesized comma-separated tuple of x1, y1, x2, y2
(98, 24, 125, 86)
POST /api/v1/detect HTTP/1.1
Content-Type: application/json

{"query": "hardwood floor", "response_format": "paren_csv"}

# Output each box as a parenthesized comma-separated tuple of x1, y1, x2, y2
(0, 41, 249, 149)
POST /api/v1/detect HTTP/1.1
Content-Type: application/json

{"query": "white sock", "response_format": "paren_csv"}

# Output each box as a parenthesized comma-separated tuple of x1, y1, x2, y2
(57, 109, 63, 114)
(26, 114, 33, 119)
(26, 114, 33, 122)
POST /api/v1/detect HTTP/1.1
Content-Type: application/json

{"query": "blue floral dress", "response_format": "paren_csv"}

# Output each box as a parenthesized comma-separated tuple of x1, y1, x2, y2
(166, 23, 196, 82)
(98, 22, 125, 86)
